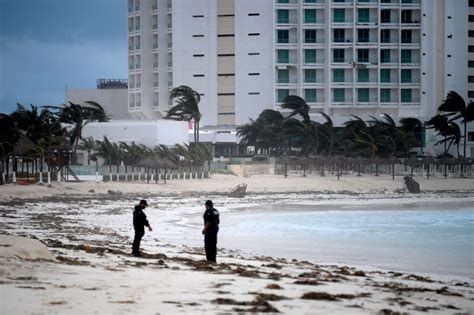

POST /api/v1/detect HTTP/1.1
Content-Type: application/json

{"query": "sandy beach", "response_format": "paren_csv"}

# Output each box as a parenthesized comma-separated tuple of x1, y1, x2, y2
(1, 174, 473, 314)
(1, 173, 474, 201)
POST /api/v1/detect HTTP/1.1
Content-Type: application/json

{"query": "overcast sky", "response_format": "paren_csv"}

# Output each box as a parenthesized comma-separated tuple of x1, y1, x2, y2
(0, 0, 127, 114)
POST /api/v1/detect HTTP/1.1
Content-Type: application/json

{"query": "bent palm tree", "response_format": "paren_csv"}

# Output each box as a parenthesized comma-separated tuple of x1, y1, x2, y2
(78, 137, 97, 165)
(166, 86, 202, 143)
(45, 101, 108, 163)
(438, 91, 474, 157)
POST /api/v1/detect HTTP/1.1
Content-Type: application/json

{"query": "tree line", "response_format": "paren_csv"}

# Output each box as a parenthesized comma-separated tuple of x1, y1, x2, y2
(237, 91, 474, 159)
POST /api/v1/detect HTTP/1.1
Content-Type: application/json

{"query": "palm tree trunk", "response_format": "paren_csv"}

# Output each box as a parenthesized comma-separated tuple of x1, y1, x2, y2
(464, 121, 467, 157)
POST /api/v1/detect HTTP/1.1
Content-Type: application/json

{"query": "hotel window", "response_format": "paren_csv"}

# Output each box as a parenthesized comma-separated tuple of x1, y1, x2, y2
(333, 69, 345, 82)
(277, 69, 289, 83)
(305, 29, 317, 43)
(401, 49, 412, 63)
(277, 89, 290, 102)
(380, 49, 391, 63)
(401, 69, 412, 83)
(358, 9, 369, 23)
(305, 49, 317, 63)
(380, 69, 391, 83)
(277, 50, 289, 63)
(401, 89, 412, 102)
(305, 9, 317, 23)
(358, 89, 369, 102)
(277, 0, 289, 3)
(334, 29, 345, 42)
(381, 9, 391, 23)
(401, 10, 412, 23)
(304, 69, 317, 83)
(277, 30, 289, 43)
(357, 69, 369, 82)
(333, 89, 345, 102)
(401, 30, 412, 43)
(333, 9, 345, 23)
(381, 29, 390, 43)
(333, 49, 345, 62)
(358, 49, 369, 62)
(358, 29, 369, 43)
(305, 89, 317, 102)
(380, 89, 391, 102)
(305, 0, 317, 2)
(277, 9, 289, 23)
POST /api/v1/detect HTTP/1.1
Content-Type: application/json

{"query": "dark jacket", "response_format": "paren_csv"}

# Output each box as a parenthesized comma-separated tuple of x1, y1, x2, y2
(133, 205, 150, 232)
(203, 207, 220, 234)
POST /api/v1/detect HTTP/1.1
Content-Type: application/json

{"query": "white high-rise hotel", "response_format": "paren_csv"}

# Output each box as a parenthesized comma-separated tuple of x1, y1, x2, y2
(127, 0, 469, 131)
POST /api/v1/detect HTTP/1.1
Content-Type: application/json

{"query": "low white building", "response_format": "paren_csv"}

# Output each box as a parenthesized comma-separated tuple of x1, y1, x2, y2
(82, 120, 189, 147)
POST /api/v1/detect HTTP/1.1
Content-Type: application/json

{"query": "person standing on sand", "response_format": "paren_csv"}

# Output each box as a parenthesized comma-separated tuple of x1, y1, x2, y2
(132, 200, 152, 257)
(202, 200, 220, 263)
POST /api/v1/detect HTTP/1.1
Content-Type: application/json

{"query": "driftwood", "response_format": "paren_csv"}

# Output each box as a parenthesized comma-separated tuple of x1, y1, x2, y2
(404, 176, 421, 194)
(227, 184, 247, 198)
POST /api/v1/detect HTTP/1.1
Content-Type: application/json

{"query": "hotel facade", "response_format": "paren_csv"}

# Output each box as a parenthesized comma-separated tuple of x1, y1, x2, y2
(127, 0, 471, 154)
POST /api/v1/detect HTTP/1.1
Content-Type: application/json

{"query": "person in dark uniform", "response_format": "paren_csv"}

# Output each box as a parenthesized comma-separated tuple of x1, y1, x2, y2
(202, 200, 220, 263)
(132, 199, 152, 257)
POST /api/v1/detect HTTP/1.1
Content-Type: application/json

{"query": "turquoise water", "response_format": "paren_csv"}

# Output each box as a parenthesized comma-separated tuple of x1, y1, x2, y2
(222, 208, 474, 278)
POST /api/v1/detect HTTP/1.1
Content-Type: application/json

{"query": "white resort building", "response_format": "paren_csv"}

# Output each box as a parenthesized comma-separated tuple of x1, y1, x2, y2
(127, 0, 468, 125)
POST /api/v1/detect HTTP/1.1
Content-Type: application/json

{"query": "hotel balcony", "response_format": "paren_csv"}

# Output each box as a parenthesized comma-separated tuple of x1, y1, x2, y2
(400, 0, 421, 7)
(276, 0, 298, 8)
(331, 0, 353, 8)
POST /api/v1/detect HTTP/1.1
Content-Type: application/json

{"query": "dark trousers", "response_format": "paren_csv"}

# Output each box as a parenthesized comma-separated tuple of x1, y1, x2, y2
(204, 233, 218, 262)
(132, 230, 144, 256)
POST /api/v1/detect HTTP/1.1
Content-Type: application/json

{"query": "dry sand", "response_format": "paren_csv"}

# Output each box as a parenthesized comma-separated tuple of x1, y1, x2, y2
(1, 173, 473, 201)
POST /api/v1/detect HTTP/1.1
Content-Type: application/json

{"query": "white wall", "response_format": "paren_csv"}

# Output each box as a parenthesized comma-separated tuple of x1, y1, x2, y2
(234, 0, 274, 126)
(82, 120, 189, 147)
(65, 89, 131, 120)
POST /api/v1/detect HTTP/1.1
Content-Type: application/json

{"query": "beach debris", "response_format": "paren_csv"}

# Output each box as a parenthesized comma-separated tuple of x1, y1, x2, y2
(378, 309, 403, 315)
(232, 266, 260, 278)
(88, 189, 95, 193)
(267, 272, 282, 281)
(83, 244, 92, 253)
(301, 291, 371, 301)
(266, 283, 282, 290)
(435, 286, 463, 297)
(107, 189, 123, 196)
(55, 255, 90, 266)
(48, 301, 67, 305)
(213, 296, 280, 313)
(262, 263, 282, 269)
(404, 176, 421, 193)
(250, 293, 287, 301)
(294, 279, 320, 286)
(227, 184, 247, 198)
(110, 300, 136, 304)
(402, 274, 433, 283)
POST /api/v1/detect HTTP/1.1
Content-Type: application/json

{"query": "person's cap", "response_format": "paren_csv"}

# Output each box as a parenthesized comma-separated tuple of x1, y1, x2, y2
(205, 200, 213, 207)
(139, 200, 148, 206)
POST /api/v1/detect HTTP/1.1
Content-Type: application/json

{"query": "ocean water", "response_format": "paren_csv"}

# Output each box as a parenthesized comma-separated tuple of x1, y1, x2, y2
(221, 207, 474, 278)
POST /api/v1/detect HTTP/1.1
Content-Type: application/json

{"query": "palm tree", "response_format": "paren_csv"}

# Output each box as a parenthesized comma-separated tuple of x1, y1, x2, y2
(45, 101, 108, 163)
(0, 114, 19, 183)
(316, 112, 341, 156)
(78, 137, 96, 165)
(438, 91, 474, 157)
(425, 114, 461, 156)
(166, 85, 202, 143)
(280, 95, 310, 123)
(237, 109, 287, 156)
